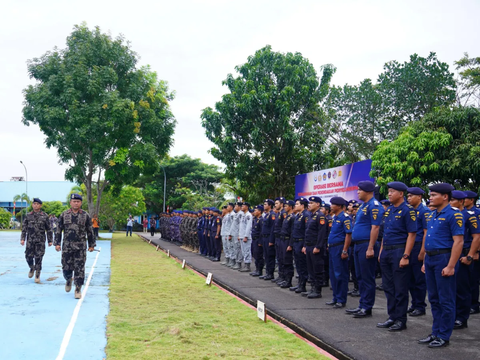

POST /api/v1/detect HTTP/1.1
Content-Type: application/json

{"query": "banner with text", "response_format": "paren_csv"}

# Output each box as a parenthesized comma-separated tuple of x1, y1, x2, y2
(295, 159, 373, 203)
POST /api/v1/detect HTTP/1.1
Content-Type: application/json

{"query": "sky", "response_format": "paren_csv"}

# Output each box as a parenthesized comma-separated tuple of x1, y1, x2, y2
(1, 0, 479, 182)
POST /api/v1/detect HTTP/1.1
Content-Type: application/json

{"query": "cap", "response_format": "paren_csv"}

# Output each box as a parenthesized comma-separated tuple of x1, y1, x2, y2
(264, 199, 274, 206)
(308, 196, 322, 204)
(275, 197, 286, 204)
(285, 200, 295, 207)
(32, 198, 42, 204)
(295, 197, 309, 205)
(380, 199, 391, 206)
(330, 196, 347, 206)
(255, 205, 264, 212)
(70, 193, 83, 201)
(407, 187, 425, 195)
(387, 181, 408, 192)
(464, 191, 478, 199)
(357, 181, 375, 192)
(451, 190, 467, 200)
(429, 183, 455, 194)
(243, 202, 250, 207)
(228, 202, 235, 207)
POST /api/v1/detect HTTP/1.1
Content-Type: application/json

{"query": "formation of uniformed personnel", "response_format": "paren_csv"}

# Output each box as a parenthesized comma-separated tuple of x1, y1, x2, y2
(54, 194, 95, 299)
(289, 197, 310, 293)
(277, 200, 295, 288)
(250, 205, 265, 276)
(20, 198, 53, 283)
(221, 204, 233, 266)
(238, 202, 253, 272)
(229, 203, 241, 269)
(260, 199, 276, 280)
(272, 197, 286, 284)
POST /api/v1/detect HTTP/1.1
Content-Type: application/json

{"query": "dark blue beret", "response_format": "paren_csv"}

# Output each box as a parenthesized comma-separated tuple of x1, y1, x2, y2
(275, 197, 286, 203)
(264, 199, 274, 206)
(348, 200, 358, 204)
(429, 183, 455, 194)
(285, 200, 295, 206)
(353, 203, 360, 208)
(388, 181, 408, 192)
(324, 204, 331, 209)
(464, 191, 478, 199)
(32, 198, 42, 204)
(451, 190, 467, 199)
(228, 202, 235, 207)
(249, 209, 253, 213)
(380, 199, 391, 205)
(407, 187, 425, 195)
(330, 196, 347, 206)
(70, 193, 82, 201)
(358, 181, 375, 192)
(222, 205, 227, 209)
(243, 202, 250, 207)
(295, 197, 309, 205)
(309, 196, 322, 204)
(197, 210, 203, 214)
(426, 200, 431, 206)
(255, 205, 264, 212)
(202, 207, 208, 210)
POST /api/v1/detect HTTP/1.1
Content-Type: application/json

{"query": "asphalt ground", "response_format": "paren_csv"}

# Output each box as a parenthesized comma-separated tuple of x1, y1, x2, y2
(138, 232, 480, 360)
(0, 232, 110, 360)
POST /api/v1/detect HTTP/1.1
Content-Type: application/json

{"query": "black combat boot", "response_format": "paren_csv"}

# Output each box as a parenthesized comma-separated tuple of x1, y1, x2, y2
(307, 285, 322, 299)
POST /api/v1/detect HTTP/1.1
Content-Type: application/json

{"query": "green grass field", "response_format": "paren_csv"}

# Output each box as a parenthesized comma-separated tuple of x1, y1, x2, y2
(106, 234, 328, 359)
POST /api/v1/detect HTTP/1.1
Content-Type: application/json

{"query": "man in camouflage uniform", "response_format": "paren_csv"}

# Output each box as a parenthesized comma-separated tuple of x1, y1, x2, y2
(20, 198, 53, 283)
(55, 194, 95, 299)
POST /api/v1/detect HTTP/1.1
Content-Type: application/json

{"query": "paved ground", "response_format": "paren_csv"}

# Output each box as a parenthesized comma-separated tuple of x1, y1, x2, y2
(0, 232, 110, 360)
(138, 232, 480, 360)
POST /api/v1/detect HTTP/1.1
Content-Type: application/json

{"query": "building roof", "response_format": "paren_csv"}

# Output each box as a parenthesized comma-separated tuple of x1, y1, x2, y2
(0, 181, 77, 203)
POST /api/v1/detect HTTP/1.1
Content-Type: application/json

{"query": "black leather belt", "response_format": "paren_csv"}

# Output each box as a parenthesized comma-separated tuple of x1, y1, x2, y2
(262, 234, 270, 237)
(305, 242, 314, 246)
(281, 236, 291, 240)
(383, 244, 405, 250)
(353, 240, 370, 245)
(293, 238, 304, 242)
(329, 241, 345, 248)
(426, 248, 450, 257)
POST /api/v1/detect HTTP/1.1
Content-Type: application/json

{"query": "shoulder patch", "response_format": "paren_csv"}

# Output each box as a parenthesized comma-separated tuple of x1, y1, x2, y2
(451, 206, 459, 210)
(374, 200, 379, 206)
(468, 210, 475, 215)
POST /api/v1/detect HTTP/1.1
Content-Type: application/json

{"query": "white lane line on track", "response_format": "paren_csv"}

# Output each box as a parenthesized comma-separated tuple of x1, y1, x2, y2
(55, 247, 101, 360)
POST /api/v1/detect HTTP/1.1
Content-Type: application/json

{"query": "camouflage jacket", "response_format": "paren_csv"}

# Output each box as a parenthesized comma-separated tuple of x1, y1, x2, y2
(21, 211, 53, 243)
(54, 209, 95, 249)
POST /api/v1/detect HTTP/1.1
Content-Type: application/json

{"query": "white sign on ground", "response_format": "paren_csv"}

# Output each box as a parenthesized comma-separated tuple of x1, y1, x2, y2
(206, 272, 213, 286)
(257, 300, 266, 322)
(167, 249, 170, 257)
(182, 259, 186, 269)
(156, 245, 159, 251)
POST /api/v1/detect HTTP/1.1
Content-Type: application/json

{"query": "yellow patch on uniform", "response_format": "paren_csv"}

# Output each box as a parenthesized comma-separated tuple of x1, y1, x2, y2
(411, 216, 416, 221)
(272, 215, 276, 220)
(373, 214, 377, 220)
(457, 220, 463, 227)
(473, 222, 478, 229)
(216, 219, 220, 223)
(320, 219, 325, 225)
(346, 225, 350, 230)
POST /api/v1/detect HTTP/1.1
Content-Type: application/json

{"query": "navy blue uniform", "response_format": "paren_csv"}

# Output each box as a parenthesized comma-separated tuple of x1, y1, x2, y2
(351, 197, 384, 311)
(456, 208, 480, 323)
(198, 216, 206, 255)
(425, 204, 464, 341)
(280, 212, 295, 280)
(213, 216, 222, 260)
(380, 202, 417, 324)
(251, 216, 264, 272)
(292, 210, 310, 287)
(274, 210, 286, 279)
(328, 211, 352, 304)
(304, 210, 329, 288)
(470, 207, 480, 312)
(409, 204, 429, 312)
(262, 211, 276, 276)
(204, 215, 212, 257)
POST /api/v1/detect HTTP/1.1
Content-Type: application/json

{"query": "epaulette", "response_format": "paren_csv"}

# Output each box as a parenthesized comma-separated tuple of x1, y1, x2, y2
(374, 200, 379, 206)
(451, 207, 459, 210)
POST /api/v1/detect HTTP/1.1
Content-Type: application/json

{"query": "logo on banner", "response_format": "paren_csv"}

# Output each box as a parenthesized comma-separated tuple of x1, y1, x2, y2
(328, 172, 331, 179)
(323, 173, 327, 181)
(338, 170, 342, 177)
(314, 175, 317, 182)
(333, 170, 337, 179)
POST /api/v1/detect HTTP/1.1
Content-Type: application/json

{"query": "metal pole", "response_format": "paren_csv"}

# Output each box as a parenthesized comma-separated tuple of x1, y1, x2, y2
(20, 160, 28, 209)
(160, 165, 166, 212)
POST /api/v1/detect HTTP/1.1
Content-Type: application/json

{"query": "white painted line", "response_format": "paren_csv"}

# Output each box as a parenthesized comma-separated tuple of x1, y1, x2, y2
(55, 247, 102, 360)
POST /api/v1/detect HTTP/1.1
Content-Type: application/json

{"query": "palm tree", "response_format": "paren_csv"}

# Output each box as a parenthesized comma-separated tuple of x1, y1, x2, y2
(13, 193, 30, 229)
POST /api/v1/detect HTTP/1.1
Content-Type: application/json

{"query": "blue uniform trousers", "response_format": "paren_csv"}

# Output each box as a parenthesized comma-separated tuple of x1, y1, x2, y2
(205, 233, 211, 256)
(209, 234, 217, 258)
(293, 240, 308, 285)
(275, 237, 284, 279)
(472, 259, 480, 311)
(456, 256, 474, 322)
(408, 242, 427, 311)
(305, 245, 325, 288)
(214, 235, 222, 259)
(380, 247, 412, 324)
(279, 238, 294, 279)
(263, 235, 276, 275)
(199, 232, 207, 255)
(329, 245, 349, 304)
(251, 237, 264, 271)
(353, 241, 378, 311)
(425, 253, 458, 341)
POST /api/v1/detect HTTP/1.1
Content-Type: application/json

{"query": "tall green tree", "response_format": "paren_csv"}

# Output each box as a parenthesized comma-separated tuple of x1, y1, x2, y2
(22, 24, 176, 216)
(455, 53, 480, 107)
(201, 46, 330, 199)
(371, 106, 480, 194)
(323, 52, 456, 164)
(0, 208, 12, 229)
(138, 154, 224, 212)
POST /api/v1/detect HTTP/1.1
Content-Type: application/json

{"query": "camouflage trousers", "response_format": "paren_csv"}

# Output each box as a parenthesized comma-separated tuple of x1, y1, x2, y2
(62, 248, 87, 286)
(25, 240, 46, 271)
(222, 236, 230, 258)
(240, 238, 252, 264)
(234, 238, 243, 263)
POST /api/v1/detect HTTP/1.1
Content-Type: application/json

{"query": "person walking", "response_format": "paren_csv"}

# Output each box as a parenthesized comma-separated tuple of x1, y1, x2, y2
(126, 215, 134, 236)
(149, 217, 156, 237)
(143, 218, 148, 233)
(92, 214, 100, 240)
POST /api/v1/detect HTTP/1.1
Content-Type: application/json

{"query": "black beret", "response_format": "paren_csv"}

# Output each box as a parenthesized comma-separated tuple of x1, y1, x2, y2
(275, 197, 286, 203)
(388, 181, 408, 192)
(451, 190, 467, 199)
(348, 200, 358, 204)
(407, 187, 425, 195)
(330, 196, 347, 206)
(70, 193, 83, 201)
(235, 202, 243, 206)
(358, 181, 375, 192)
(264, 199, 274, 206)
(308, 196, 322, 204)
(228, 202, 235, 207)
(429, 183, 455, 194)
(243, 202, 250, 207)
(295, 197, 309, 205)
(380, 199, 391, 206)
(285, 200, 295, 206)
(32, 198, 42, 204)
(222, 205, 227, 209)
(464, 191, 478, 199)
(255, 205, 264, 212)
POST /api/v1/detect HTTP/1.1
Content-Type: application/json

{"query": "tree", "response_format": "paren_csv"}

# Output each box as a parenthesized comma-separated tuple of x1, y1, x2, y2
(22, 23, 176, 217)
(370, 106, 480, 194)
(455, 53, 480, 107)
(322, 52, 457, 164)
(138, 154, 224, 212)
(0, 208, 11, 229)
(99, 186, 146, 231)
(201, 46, 330, 199)
(13, 193, 30, 228)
